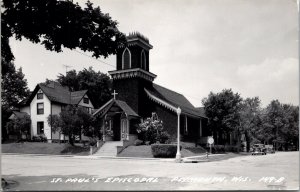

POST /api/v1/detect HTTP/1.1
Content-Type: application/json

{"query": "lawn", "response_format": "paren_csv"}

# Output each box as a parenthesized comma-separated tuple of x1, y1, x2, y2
(117, 142, 208, 158)
(2, 142, 90, 156)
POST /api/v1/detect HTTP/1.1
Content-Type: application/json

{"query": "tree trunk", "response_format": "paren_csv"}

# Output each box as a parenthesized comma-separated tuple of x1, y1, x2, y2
(245, 131, 250, 152)
(68, 133, 74, 146)
(236, 129, 241, 153)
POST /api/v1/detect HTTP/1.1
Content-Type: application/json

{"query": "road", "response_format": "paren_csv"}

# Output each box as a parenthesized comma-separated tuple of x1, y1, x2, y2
(2, 152, 299, 190)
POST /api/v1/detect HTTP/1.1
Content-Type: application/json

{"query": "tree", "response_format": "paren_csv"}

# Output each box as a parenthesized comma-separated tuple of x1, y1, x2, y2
(202, 89, 242, 145)
(280, 104, 299, 150)
(2, 0, 127, 64)
(57, 67, 112, 108)
(261, 100, 287, 150)
(1, 61, 30, 141)
(47, 105, 96, 146)
(6, 114, 31, 140)
(239, 97, 262, 151)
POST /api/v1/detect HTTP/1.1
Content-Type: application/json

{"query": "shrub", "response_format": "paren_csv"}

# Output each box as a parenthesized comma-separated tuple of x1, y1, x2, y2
(206, 145, 225, 154)
(224, 145, 240, 153)
(134, 139, 143, 146)
(32, 135, 47, 142)
(151, 144, 182, 158)
(137, 113, 170, 144)
(158, 131, 171, 144)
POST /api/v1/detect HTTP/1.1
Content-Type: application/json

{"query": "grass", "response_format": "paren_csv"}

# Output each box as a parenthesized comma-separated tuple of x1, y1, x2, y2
(117, 142, 208, 158)
(2, 142, 90, 156)
(117, 145, 154, 158)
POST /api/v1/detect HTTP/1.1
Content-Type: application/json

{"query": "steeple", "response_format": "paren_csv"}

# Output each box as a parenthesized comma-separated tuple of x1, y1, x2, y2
(109, 32, 156, 82)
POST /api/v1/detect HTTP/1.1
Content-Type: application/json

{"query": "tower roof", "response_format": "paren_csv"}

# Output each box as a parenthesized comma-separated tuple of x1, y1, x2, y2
(118, 31, 153, 50)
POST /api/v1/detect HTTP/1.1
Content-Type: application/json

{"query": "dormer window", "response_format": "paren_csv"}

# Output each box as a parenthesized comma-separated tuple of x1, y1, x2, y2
(141, 50, 146, 70)
(122, 48, 131, 69)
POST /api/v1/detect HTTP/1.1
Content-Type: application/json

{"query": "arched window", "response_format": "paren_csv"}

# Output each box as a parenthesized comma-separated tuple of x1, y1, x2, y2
(122, 48, 131, 69)
(141, 50, 146, 70)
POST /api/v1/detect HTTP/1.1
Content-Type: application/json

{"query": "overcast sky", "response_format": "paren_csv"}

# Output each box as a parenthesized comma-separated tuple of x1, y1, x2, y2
(11, 0, 298, 107)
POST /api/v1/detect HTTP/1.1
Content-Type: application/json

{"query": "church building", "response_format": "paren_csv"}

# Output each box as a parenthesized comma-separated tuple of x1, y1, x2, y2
(93, 32, 208, 144)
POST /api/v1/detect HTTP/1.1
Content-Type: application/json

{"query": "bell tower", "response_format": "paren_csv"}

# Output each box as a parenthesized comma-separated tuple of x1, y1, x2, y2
(115, 32, 152, 71)
(108, 32, 156, 116)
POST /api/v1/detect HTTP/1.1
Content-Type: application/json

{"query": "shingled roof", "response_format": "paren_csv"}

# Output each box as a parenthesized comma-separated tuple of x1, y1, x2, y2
(24, 81, 89, 106)
(9, 111, 28, 120)
(93, 99, 139, 118)
(145, 84, 207, 118)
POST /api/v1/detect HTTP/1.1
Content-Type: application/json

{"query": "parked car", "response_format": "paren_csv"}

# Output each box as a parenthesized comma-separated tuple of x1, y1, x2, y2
(265, 145, 275, 154)
(252, 147, 266, 155)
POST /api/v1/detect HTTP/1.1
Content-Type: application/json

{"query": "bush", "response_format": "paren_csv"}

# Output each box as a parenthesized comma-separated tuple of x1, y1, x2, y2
(206, 145, 225, 154)
(134, 139, 143, 146)
(224, 145, 240, 153)
(151, 144, 182, 158)
(32, 135, 47, 142)
(158, 131, 171, 144)
(206, 145, 240, 153)
(137, 114, 170, 144)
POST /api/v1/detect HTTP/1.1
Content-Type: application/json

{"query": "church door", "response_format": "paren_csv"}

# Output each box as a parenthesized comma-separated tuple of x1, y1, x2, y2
(120, 118, 129, 140)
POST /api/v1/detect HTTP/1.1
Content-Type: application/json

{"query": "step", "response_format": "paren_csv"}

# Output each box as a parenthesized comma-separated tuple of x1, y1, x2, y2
(93, 141, 123, 157)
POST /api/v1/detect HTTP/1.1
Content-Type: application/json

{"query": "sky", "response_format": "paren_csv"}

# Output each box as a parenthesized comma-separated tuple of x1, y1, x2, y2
(10, 0, 299, 107)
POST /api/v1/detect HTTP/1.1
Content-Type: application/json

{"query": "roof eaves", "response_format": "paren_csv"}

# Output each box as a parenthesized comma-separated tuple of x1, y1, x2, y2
(92, 98, 114, 116)
(144, 88, 177, 112)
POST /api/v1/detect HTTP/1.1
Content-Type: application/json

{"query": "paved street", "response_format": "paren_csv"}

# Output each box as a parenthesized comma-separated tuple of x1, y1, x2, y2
(2, 152, 299, 190)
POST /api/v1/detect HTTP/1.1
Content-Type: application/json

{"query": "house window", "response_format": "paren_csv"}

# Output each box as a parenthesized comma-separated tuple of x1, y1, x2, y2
(122, 48, 131, 69)
(83, 97, 89, 104)
(37, 122, 44, 134)
(37, 93, 43, 100)
(37, 103, 44, 114)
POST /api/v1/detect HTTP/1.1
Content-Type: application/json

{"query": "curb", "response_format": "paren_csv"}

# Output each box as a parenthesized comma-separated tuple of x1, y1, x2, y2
(2, 153, 175, 162)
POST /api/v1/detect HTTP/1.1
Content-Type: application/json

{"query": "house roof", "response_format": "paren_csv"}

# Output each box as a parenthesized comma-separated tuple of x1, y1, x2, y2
(70, 90, 88, 104)
(93, 99, 139, 118)
(145, 84, 207, 118)
(9, 111, 28, 120)
(23, 81, 90, 106)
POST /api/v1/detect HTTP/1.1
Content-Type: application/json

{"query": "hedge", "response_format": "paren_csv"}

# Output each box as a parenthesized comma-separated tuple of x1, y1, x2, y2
(206, 145, 240, 153)
(151, 144, 182, 158)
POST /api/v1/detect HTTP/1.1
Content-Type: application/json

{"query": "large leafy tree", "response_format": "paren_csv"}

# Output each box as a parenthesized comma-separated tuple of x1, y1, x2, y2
(239, 97, 262, 151)
(2, 0, 127, 64)
(202, 89, 242, 145)
(1, 61, 30, 141)
(57, 67, 112, 108)
(47, 105, 96, 146)
(260, 100, 299, 150)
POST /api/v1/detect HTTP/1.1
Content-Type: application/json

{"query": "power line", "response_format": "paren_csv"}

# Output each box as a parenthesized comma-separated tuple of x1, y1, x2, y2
(74, 50, 204, 101)
(74, 50, 115, 68)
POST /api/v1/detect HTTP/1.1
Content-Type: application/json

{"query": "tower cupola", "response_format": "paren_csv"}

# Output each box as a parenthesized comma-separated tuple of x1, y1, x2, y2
(109, 32, 156, 82)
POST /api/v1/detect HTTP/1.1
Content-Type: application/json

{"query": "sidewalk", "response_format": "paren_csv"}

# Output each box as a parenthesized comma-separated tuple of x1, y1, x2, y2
(2, 152, 242, 163)
(1, 153, 175, 162)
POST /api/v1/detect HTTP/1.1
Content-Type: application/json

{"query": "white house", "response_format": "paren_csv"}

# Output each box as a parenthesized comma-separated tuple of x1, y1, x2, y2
(17, 81, 95, 142)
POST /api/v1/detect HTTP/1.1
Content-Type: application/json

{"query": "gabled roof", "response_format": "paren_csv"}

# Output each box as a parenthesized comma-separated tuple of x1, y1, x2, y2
(93, 99, 139, 118)
(39, 82, 71, 104)
(145, 84, 207, 119)
(9, 111, 28, 120)
(23, 81, 90, 106)
(71, 90, 88, 104)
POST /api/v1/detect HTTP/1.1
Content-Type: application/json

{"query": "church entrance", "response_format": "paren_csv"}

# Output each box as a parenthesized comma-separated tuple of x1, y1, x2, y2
(93, 98, 140, 142)
(120, 117, 129, 140)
